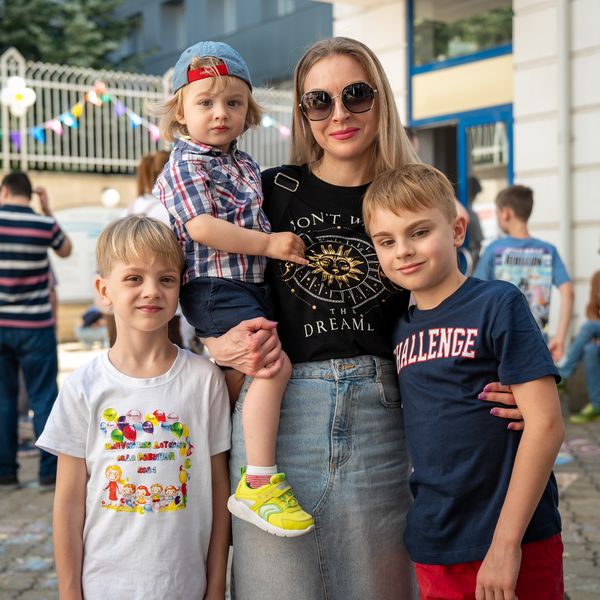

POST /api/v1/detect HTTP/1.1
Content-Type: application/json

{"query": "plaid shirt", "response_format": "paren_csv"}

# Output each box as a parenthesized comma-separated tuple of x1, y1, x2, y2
(153, 138, 271, 285)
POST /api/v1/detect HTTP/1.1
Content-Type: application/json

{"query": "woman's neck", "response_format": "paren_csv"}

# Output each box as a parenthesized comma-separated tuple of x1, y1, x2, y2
(312, 155, 374, 187)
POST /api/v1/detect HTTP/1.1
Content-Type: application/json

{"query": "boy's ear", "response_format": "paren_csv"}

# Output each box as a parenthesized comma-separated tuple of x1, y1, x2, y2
(95, 274, 112, 308)
(453, 215, 468, 248)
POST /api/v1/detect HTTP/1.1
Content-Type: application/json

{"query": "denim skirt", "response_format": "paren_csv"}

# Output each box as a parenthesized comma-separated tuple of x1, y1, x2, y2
(230, 355, 415, 600)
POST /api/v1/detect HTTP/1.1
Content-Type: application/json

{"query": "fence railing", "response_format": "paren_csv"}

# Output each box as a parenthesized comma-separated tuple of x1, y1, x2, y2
(0, 48, 293, 174)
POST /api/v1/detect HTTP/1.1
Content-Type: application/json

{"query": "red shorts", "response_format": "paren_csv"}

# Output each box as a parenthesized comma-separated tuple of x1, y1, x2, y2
(415, 534, 564, 600)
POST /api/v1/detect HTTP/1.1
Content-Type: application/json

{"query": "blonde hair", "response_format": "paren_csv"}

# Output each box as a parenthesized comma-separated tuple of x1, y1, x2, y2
(96, 215, 184, 277)
(290, 37, 418, 174)
(156, 57, 263, 143)
(363, 164, 457, 234)
(136, 151, 170, 196)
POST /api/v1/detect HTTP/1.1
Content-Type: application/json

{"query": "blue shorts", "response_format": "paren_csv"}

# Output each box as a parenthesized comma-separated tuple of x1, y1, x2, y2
(179, 277, 274, 338)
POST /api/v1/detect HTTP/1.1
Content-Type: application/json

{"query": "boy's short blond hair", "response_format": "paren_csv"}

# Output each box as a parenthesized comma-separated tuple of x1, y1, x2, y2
(96, 215, 184, 277)
(156, 57, 263, 143)
(363, 163, 458, 234)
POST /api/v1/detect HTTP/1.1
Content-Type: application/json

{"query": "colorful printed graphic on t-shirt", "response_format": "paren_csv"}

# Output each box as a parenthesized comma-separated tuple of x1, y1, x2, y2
(493, 247, 552, 332)
(99, 408, 193, 514)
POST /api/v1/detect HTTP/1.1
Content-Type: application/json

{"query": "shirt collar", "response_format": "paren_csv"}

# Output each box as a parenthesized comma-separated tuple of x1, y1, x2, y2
(175, 136, 239, 157)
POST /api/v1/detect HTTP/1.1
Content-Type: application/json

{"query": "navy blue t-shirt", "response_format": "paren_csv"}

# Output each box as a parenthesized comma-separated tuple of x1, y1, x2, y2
(393, 277, 561, 565)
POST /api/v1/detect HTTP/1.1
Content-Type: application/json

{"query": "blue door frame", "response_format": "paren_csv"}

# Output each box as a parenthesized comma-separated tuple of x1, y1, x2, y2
(456, 105, 514, 207)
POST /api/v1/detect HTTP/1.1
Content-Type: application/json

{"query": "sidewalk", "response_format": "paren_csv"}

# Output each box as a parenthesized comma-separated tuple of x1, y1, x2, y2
(0, 343, 598, 599)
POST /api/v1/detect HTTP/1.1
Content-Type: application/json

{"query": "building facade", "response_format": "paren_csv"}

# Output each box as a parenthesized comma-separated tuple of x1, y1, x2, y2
(114, 0, 333, 86)
(323, 0, 600, 330)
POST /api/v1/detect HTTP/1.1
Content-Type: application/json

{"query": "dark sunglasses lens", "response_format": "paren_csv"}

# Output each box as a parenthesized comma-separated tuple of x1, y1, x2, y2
(342, 83, 375, 113)
(301, 91, 333, 120)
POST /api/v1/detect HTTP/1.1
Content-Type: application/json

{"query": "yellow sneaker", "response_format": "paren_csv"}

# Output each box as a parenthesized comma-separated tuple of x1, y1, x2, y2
(227, 468, 314, 537)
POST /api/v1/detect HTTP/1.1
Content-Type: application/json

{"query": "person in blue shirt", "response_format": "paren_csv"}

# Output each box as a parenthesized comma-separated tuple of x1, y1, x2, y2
(363, 164, 565, 600)
(474, 184, 574, 362)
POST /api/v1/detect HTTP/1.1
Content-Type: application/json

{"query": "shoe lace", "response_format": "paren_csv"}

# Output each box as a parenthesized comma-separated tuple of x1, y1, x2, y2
(279, 488, 298, 508)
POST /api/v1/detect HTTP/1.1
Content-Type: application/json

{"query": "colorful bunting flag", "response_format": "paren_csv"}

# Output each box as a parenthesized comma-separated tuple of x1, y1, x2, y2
(31, 126, 46, 144)
(9, 131, 21, 150)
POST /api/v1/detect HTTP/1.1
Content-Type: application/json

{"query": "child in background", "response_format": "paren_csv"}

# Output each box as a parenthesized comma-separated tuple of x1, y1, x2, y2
(474, 184, 574, 361)
(363, 164, 565, 599)
(37, 216, 231, 599)
(153, 41, 313, 537)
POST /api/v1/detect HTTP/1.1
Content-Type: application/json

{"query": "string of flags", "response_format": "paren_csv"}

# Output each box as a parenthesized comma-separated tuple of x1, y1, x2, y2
(0, 80, 160, 150)
(0, 77, 292, 148)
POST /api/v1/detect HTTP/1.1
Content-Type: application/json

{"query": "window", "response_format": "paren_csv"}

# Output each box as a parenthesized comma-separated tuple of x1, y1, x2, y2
(224, 0, 237, 35)
(277, 0, 295, 16)
(412, 0, 512, 67)
(162, 0, 185, 49)
(120, 13, 143, 57)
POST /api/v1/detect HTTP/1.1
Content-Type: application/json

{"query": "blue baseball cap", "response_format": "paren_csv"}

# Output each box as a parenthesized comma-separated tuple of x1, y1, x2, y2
(171, 41, 252, 93)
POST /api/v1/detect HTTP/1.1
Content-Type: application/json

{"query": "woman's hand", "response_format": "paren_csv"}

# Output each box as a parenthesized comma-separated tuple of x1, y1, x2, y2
(479, 383, 524, 431)
(202, 318, 283, 377)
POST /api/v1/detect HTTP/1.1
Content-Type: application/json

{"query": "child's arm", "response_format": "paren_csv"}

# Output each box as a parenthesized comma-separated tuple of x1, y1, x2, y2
(548, 280, 574, 361)
(205, 451, 231, 600)
(53, 453, 87, 600)
(185, 214, 308, 265)
(475, 375, 564, 599)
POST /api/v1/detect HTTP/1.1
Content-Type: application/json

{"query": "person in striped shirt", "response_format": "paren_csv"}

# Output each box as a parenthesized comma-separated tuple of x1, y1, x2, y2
(0, 172, 72, 488)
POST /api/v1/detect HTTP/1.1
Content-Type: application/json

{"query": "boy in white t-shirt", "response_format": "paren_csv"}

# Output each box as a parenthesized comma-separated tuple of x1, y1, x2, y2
(37, 215, 231, 600)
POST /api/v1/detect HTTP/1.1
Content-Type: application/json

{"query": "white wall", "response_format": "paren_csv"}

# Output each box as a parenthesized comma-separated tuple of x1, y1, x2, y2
(513, 0, 600, 329)
(332, 1, 410, 122)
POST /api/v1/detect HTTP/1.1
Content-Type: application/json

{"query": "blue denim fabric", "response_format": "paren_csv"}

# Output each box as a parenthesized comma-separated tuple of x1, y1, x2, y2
(179, 277, 273, 338)
(582, 338, 600, 410)
(0, 326, 58, 480)
(560, 321, 600, 378)
(230, 355, 415, 600)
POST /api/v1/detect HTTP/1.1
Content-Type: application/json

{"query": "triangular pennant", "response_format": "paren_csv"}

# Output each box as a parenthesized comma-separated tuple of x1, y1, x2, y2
(113, 101, 127, 117)
(148, 124, 161, 141)
(9, 130, 21, 150)
(30, 126, 46, 144)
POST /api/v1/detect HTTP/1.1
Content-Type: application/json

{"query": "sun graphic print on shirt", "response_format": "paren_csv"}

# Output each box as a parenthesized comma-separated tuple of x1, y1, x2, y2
(99, 407, 193, 514)
(280, 231, 402, 312)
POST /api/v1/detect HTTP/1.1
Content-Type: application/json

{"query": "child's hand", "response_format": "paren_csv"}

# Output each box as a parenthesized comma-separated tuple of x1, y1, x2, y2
(266, 232, 309, 265)
(475, 542, 521, 600)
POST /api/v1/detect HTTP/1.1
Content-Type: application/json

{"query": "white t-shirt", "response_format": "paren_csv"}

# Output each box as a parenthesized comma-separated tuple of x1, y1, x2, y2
(37, 348, 231, 599)
(126, 193, 171, 224)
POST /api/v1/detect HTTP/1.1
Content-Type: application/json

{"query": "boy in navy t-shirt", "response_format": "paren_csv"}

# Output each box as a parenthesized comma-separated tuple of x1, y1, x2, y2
(363, 164, 565, 600)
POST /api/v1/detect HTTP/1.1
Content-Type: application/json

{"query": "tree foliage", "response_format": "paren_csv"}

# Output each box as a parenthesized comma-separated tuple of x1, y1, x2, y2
(0, 0, 141, 70)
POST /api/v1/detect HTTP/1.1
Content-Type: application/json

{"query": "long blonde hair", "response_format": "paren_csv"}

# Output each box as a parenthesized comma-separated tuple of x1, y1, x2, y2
(290, 37, 418, 175)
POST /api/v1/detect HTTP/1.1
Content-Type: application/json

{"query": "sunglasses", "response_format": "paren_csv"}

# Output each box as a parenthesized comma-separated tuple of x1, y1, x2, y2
(299, 82, 378, 121)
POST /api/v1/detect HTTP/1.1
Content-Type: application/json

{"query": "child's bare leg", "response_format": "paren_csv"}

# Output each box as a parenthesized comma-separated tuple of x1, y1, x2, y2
(228, 349, 314, 536)
(224, 369, 246, 410)
(242, 351, 292, 468)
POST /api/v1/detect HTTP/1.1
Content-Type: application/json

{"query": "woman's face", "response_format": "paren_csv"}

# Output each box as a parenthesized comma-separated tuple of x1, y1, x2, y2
(302, 54, 379, 166)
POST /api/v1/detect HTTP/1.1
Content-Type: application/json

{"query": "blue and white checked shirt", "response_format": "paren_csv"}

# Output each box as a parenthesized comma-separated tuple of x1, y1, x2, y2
(153, 138, 271, 285)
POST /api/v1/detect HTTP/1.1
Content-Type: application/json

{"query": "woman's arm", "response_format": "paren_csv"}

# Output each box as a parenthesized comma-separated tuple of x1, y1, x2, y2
(202, 318, 283, 377)
(205, 451, 231, 600)
(475, 376, 564, 599)
(53, 454, 87, 600)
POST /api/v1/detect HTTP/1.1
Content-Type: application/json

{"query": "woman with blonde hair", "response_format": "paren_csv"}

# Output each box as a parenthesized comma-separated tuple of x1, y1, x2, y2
(205, 37, 517, 599)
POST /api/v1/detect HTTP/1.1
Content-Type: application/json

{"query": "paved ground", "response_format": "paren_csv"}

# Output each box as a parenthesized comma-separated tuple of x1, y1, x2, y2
(0, 343, 598, 599)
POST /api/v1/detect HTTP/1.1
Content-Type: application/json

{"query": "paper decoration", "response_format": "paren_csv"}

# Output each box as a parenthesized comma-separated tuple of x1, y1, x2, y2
(0, 76, 37, 117)
(0, 77, 291, 149)
(9, 131, 21, 150)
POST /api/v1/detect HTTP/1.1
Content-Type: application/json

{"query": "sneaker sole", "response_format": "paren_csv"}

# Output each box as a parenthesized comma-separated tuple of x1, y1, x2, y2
(227, 494, 314, 538)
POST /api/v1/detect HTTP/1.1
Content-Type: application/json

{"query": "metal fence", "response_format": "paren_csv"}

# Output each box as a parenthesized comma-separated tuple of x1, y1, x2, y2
(0, 48, 293, 174)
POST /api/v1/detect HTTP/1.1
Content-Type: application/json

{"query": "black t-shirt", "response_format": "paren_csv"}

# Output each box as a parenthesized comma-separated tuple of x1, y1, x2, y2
(394, 278, 561, 564)
(262, 165, 410, 364)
